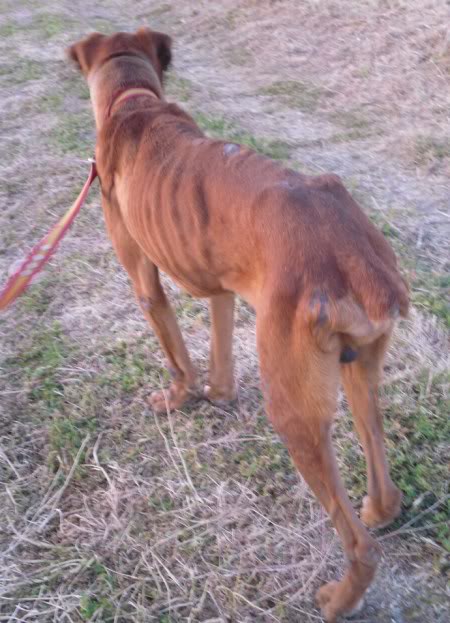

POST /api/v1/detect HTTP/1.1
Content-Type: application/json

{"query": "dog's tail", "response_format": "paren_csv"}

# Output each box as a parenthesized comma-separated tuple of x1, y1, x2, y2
(305, 277, 409, 362)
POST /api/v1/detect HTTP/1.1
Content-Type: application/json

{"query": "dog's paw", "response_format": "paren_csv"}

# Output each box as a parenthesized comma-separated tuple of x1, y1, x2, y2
(148, 386, 195, 413)
(360, 492, 402, 529)
(204, 384, 237, 405)
(316, 581, 364, 622)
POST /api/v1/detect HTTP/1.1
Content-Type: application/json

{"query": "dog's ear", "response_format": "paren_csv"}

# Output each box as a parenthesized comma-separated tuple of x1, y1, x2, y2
(67, 33, 105, 75)
(136, 27, 172, 77)
(154, 31, 172, 72)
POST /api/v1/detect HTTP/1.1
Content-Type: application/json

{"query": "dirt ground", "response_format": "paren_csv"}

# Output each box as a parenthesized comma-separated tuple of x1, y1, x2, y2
(0, 1, 449, 621)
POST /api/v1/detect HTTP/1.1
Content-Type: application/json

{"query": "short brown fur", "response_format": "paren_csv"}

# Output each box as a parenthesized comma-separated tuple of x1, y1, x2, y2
(68, 28, 409, 621)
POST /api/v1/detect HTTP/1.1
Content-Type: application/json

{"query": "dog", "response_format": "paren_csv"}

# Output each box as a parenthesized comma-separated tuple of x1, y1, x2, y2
(68, 27, 409, 622)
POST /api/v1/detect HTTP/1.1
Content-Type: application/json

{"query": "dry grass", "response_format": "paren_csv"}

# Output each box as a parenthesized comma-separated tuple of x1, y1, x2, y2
(0, 1, 449, 621)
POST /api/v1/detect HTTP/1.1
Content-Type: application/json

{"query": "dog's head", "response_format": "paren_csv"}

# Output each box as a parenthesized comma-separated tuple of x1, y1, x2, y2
(67, 27, 172, 82)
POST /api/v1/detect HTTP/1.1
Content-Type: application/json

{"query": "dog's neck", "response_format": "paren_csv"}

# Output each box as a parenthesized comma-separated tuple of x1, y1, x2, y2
(88, 55, 163, 130)
(107, 87, 159, 118)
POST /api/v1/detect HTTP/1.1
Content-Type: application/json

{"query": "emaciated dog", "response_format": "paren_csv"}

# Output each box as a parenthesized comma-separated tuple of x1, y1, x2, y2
(68, 28, 409, 621)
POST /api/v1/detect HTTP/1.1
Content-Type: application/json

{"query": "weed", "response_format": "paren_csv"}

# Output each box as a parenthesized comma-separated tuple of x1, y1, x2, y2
(413, 278, 450, 327)
(176, 291, 209, 322)
(78, 560, 116, 620)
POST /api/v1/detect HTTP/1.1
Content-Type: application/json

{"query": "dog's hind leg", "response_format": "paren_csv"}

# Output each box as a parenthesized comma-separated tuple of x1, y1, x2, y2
(204, 292, 236, 403)
(342, 333, 402, 528)
(257, 308, 380, 622)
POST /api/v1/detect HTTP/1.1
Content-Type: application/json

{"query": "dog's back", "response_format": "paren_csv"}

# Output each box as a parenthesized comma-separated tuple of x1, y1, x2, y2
(98, 102, 409, 339)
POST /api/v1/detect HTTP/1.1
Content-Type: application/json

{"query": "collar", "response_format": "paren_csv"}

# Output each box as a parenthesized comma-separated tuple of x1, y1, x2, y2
(107, 87, 159, 119)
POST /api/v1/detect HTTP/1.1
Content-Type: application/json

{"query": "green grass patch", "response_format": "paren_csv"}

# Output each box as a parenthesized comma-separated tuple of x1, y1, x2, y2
(414, 135, 450, 165)
(329, 109, 372, 131)
(329, 128, 374, 143)
(0, 21, 21, 38)
(48, 414, 97, 473)
(79, 561, 116, 621)
(51, 112, 94, 155)
(0, 13, 73, 40)
(37, 92, 64, 112)
(258, 79, 325, 112)
(4, 321, 68, 410)
(166, 73, 193, 102)
(32, 13, 70, 38)
(0, 59, 44, 84)
(412, 272, 450, 327)
(21, 276, 56, 315)
(98, 339, 160, 394)
(195, 113, 291, 160)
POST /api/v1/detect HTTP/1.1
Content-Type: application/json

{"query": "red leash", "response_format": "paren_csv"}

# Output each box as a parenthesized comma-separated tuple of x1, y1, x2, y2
(0, 161, 97, 311)
(0, 87, 160, 311)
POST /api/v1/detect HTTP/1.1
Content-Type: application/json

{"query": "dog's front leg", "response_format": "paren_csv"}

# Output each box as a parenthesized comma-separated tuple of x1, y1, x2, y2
(103, 205, 197, 412)
(134, 260, 197, 412)
(115, 243, 196, 414)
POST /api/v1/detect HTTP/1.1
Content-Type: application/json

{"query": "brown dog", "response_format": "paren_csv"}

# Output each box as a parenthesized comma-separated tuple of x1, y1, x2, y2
(68, 28, 409, 621)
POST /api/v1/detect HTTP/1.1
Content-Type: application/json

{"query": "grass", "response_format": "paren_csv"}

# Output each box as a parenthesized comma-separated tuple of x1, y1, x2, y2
(51, 112, 94, 154)
(330, 109, 371, 131)
(0, 21, 21, 38)
(48, 414, 97, 474)
(195, 112, 292, 160)
(166, 73, 194, 102)
(98, 339, 162, 394)
(369, 210, 450, 329)
(413, 135, 450, 167)
(0, 58, 44, 84)
(0, 13, 73, 40)
(31, 13, 69, 39)
(259, 79, 325, 112)
(4, 321, 68, 410)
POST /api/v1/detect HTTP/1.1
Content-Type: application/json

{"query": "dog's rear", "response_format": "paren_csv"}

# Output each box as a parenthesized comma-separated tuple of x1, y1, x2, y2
(254, 172, 408, 620)
(295, 174, 409, 352)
